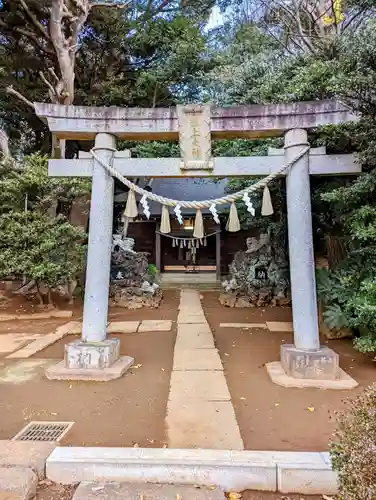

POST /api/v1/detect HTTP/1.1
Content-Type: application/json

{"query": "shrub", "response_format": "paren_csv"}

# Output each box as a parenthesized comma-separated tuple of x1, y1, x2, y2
(330, 384, 376, 500)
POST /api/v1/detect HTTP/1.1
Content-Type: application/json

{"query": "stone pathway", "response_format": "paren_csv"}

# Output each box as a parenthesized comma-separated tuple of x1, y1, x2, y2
(166, 290, 243, 450)
(0, 320, 172, 360)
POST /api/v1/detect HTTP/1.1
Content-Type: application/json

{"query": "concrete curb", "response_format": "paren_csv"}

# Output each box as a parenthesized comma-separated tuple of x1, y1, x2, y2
(46, 447, 337, 495)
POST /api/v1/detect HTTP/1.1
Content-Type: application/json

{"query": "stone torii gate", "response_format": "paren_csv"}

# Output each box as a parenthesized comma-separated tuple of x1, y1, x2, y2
(35, 101, 359, 384)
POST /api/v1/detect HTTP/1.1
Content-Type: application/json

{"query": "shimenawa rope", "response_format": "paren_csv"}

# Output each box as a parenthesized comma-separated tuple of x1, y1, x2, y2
(90, 144, 310, 209)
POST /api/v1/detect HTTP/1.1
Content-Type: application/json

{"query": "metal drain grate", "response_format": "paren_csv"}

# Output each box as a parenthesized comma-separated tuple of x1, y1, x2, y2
(12, 421, 74, 442)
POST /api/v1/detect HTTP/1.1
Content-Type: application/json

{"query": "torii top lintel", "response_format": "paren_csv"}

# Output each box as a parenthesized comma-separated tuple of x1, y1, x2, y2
(34, 100, 356, 141)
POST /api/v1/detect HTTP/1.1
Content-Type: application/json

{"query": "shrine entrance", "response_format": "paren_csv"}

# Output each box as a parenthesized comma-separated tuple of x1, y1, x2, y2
(35, 100, 359, 387)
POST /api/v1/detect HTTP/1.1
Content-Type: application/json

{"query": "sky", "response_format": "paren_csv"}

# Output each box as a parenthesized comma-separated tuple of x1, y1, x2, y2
(207, 5, 225, 30)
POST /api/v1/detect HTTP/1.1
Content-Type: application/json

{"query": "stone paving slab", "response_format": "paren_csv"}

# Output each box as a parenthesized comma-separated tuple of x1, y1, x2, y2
(175, 325, 215, 352)
(266, 321, 294, 332)
(107, 321, 139, 334)
(138, 320, 172, 332)
(167, 400, 244, 450)
(6, 333, 60, 359)
(73, 482, 225, 500)
(266, 361, 358, 389)
(46, 446, 277, 491)
(0, 311, 72, 322)
(0, 336, 33, 355)
(6, 322, 82, 359)
(173, 349, 223, 371)
(169, 371, 231, 401)
(0, 441, 55, 480)
(178, 323, 212, 335)
(0, 467, 37, 500)
(277, 462, 337, 495)
(220, 323, 268, 329)
(178, 314, 207, 324)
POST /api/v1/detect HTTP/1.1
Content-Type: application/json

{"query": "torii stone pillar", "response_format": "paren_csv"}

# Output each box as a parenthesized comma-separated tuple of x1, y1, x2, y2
(46, 133, 134, 381)
(82, 133, 116, 342)
(279, 129, 339, 380)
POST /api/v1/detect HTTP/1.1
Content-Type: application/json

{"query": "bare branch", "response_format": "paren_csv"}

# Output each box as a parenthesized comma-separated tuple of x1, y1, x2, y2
(343, 7, 368, 31)
(0, 128, 10, 158)
(90, 1, 131, 8)
(39, 71, 58, 100)
(18, 0, 50, 41)
(6, 86, 34, 109)
(48, 67, 60, 83)
(14, 26, 54, 55)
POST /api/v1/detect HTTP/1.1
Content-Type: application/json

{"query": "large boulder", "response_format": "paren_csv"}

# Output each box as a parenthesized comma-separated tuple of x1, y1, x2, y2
(220, 233, 291, 307)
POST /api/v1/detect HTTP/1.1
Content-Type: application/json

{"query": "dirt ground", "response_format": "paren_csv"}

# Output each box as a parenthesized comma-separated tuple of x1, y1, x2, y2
(0, 291, 179, 446)
(202, 292, 376, 452)
(35, 482, 324, 500)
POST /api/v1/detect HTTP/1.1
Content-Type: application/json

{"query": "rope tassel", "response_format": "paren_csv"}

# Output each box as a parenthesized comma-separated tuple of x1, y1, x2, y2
(226, 203, 240, 232)
(160, 205, 171, 234)
(193, 209, 204, 239)
(261, 185, 274, 216)
(124, 189, 138, 219)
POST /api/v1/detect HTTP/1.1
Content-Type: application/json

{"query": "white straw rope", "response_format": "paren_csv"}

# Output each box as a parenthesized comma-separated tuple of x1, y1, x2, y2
(90, 144, 310, 209)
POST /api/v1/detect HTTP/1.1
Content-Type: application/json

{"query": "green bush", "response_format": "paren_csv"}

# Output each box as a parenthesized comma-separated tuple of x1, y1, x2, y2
(330, 384, 376, 500)
(147, 264, 157, 277)
(316, 267, 376, 355)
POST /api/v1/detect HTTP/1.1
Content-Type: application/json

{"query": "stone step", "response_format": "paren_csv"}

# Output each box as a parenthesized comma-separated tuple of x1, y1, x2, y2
(160, 273, 218, 284)
(161, 283, 222, 291)
(45, 447, 337, 494)
(0, 467, 37, 500)
(73, 482, 225, 500)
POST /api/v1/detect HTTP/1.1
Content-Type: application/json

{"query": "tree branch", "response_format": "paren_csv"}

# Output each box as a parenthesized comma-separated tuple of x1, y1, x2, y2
(0, 128, 10, 158)
(343, 7, 368, 31)
(18, 0, 50, 41)
(90, 1, 131, 8)
(6, 86, 34, 109)
(14, 26, 55, 55)
(39, 71, 58, 100)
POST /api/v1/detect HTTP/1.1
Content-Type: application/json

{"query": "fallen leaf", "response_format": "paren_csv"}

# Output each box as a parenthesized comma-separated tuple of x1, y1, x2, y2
(207, 486, 217, 491)
(307, 407, 315, 412)
(51, 412, 58, 416)
(322, 496, 334, 500)
(176, 495, 182, 500)
(224, 353, 230, 356)
(228, 493, 242, 500)
(69, 384, 72, 389)
(133, 364, 143, 369)
(161, 368, 165, 371)
(147, 439, 155, 444)
(240, 397, 246, 400)
(274, 403, 280, 407)
(133, 442, 139, 448)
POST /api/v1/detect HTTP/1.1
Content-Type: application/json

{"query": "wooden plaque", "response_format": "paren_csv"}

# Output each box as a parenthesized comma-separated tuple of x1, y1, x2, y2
(177, 104, 213, 170)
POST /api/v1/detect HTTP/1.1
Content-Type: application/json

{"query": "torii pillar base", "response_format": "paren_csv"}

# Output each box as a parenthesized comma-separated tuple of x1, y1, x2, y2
(45, 339, 134, 381)
(280, 344, 339, 380)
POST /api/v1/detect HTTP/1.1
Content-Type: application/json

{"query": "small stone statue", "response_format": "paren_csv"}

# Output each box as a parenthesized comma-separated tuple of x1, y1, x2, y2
(220, 232, 291, 307)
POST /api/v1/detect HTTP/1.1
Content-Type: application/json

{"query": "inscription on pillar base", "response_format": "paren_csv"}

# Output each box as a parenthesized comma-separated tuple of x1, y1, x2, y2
(281, 344, 339, 380)
(65, 339, 120, 369)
